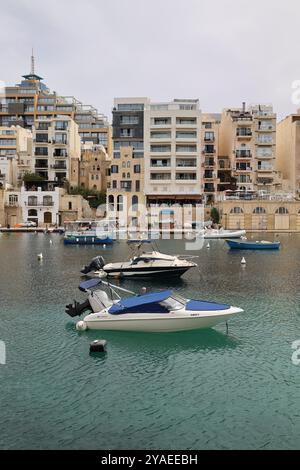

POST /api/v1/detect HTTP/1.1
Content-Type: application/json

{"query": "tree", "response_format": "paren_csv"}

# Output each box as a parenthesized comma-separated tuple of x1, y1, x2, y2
(69, 186, 106, 208)
(211, 207, 220, 225)
(22, 172, 46, 182)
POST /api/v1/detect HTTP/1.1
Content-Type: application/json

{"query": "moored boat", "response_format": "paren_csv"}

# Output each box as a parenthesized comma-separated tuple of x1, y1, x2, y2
(203, 229, 246, 239)
(226, 239, 280, 250)
(65, 279, 243, 333)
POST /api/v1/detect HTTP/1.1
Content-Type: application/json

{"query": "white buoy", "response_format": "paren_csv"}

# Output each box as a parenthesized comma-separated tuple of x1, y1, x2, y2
(103, 244, 106, 248)
(206, 242, 210, 249)
(241, 257, 246, 265)
(76, 320, 87, 331)
(37, 253, 43, 260)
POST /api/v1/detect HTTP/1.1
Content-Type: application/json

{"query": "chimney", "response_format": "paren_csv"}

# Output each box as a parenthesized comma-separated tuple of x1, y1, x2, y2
(242, 102, 246, 113)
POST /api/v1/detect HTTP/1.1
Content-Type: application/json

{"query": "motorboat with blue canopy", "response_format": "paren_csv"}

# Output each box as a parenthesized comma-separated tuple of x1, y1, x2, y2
(66, 279, 243, 332)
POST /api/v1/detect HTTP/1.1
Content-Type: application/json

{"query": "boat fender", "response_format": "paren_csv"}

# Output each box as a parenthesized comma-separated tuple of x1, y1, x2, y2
(90, 339, 107, 353)
(76, 320, 87, 331)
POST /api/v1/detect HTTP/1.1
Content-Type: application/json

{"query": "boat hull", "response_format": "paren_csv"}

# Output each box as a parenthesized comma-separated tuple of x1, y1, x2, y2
(203, 229, 246, 239)
(64, 236, 113, 245)
(104, 266, 193, 279)
(226, 239, 280, 250)
(83, 307, 242, 332)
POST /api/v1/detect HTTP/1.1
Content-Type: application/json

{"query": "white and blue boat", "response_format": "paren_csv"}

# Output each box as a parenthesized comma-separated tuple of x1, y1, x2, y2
(66, 279, 243, 332)
(226, 239, 280, 250)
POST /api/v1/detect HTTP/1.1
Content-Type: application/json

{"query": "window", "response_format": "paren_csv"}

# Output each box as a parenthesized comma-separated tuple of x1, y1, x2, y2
(8, 194, 18, 205)
(35, 134, 48, 143)
(111, 165, 119, 174)
(68, 201, 72, 210)
(176, 131, 197, 139)
(151, 145, 171, 153)
(135, 180, 140, 192)
(204, 132, 214, 141)
(120, 128, 133, 138)
(117, 195, 124, 211)
(132, 195, 138, 208)
(117, 104, 144, 111)
(275, 207, 288, 214)
(176, 144, 197, 153)
(108, 195, 114, 209)
(253, 207, 266, 214)
(134, 165, 141, 173)
(230, 207, 244, 214)
(112, 180, 117, 189)
(28, 209, 38, 217)
(120, 116, 139, 125)
(127, 161, 130, 168)
(28, 196, 38, 206)
(43, 196, 53, 206)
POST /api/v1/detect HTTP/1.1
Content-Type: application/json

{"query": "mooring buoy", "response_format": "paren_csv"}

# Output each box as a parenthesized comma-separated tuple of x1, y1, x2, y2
(90, 339, 107, 353)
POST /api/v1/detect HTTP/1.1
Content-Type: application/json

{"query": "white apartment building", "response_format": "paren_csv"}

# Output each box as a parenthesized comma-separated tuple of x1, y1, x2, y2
(144, 99, 202, 205)
(20, 185, 60, 226)
(33, 115, 80, 188)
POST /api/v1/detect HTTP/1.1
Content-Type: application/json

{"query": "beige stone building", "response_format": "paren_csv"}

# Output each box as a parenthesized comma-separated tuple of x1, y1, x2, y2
(219, 103, 281, 194)
(218, 198, 300, 231)
(107, 98, 147, 227)
(80, 142, 110, 192)
(276, 111, 300, 195)
(59, 192, 93, 224)
(0, 126, 33, 188)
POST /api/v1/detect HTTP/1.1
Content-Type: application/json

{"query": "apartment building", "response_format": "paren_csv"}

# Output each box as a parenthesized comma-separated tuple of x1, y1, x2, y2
(0, 55, 112, 154)
(276, 111, 300, 195)
(0, 126, 33, 188)
(33, 115, 80, 187)
(144, 99, 202, 205)
(219, 103, 280, 193)
(107, 98, 148, 227)
(200, 113, 221, 203)
(80, 142, 110, 192)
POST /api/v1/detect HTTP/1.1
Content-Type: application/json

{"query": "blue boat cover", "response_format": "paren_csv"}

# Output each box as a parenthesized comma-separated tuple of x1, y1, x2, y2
(79, 278, 103, 292)
(109, 290, 172, 314)
(186, 300, 230, 311)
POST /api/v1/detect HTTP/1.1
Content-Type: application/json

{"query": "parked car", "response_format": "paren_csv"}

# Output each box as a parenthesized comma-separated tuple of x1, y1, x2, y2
(15, 221, 37, 228)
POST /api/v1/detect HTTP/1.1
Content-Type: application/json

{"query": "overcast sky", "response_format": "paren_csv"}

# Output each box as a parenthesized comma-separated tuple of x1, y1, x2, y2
(1, 0, 300, 121)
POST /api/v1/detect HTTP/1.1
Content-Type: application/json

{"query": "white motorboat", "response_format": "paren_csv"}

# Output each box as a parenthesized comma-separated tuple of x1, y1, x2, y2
(81, 250, 197, 279)
(66, 279, 243, 333)
(203, 228, 246, 239)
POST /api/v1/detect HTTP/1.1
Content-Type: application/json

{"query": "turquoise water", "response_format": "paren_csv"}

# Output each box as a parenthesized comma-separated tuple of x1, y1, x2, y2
(1, 232, 300, 449)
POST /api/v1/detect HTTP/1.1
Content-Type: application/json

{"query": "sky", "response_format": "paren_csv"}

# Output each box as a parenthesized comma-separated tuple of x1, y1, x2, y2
(1, 0, 300, 121)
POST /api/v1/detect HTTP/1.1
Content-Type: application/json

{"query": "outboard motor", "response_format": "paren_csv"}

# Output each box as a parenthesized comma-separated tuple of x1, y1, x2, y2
(65, 299, 93, 317)
(81, 256, 105, 274)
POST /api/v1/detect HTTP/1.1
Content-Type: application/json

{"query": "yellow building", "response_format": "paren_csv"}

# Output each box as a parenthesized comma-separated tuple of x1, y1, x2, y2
(276, 111, 300, 195)
(80, 142, 110, 192)
(218, 199, 300, 231)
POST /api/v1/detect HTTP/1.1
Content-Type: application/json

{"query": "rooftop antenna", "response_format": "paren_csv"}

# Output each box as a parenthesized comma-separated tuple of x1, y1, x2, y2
(31, 48, 35, 75)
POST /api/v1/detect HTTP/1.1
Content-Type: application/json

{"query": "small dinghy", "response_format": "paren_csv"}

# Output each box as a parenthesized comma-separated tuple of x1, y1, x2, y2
(65, 279, 243, 333)
(203, 229, 246, 239)
(226, 239, 280, 250)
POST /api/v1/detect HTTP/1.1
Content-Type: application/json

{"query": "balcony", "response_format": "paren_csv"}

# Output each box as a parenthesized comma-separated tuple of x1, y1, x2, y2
(53, 150, 68, 158)
(51, 164, 67, 170)
(236, 129, 252, 139)
(35, 163, 48, 169)
(25, 201, 54, 207)
(236, 150, 252, 159)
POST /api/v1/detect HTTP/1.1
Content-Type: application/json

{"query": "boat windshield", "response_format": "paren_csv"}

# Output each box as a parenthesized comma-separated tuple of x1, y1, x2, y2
(159, 296, 186, 311)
